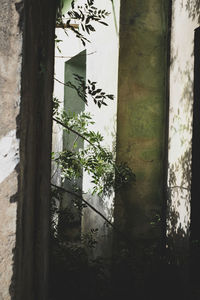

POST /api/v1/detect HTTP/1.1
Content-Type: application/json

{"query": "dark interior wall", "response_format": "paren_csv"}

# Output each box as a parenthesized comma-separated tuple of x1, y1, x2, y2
(15, 0, 57, 299)
(115, 0, 170, 253)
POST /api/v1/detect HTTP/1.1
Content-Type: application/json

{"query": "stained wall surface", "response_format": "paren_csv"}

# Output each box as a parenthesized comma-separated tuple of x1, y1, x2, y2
(0, 1, 22, 299)
(0, 0, 56, 299)
(167, 0, 199, 259)
(115, 0, 169, 251)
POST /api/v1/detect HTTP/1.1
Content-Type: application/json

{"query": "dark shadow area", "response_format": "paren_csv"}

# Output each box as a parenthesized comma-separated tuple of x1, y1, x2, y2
(190, 26, 200, 292)
(11, 0, 57, 299)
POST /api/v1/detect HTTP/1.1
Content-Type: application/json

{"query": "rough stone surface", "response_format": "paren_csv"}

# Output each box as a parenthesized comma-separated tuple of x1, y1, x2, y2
(0, 1, 22, 299)
(0, 0, 56, 299)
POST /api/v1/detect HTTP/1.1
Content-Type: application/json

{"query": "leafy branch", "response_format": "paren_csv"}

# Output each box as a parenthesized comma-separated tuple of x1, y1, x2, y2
(53, 116, 95, 148)
(52, 105, 135, 196)
(68, 0, 109, 29)
(51, 183, 134, 246)
(55, 74, 114, 108)
(56, 0, 110, 45)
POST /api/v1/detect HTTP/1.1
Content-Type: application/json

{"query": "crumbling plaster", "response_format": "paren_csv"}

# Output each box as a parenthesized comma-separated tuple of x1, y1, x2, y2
(0, 1, 22, 299)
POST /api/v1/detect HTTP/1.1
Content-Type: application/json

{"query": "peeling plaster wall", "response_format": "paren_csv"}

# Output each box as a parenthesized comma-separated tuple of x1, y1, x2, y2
(0, 1, 22, 298)
(167, 0, 199, 257)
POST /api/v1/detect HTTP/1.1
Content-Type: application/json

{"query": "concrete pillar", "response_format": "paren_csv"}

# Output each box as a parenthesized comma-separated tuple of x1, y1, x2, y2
(116, 0, 169, 252)
(114, 0, 170, 296)
(0, 0, 56, 299)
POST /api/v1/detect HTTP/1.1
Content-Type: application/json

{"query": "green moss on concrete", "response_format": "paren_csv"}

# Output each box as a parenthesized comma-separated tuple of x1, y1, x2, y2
(115, 0, 169, 245)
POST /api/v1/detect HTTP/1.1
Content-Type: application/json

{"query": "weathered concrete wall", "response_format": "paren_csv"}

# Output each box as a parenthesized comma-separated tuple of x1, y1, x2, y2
(15, 1, 56, 299)
(115, 0, 169, 256)
(167, 0, 199, 262)
(113, 1, 170, 297)
(0, 0, 56, 299)
(0, 1, 22, 299)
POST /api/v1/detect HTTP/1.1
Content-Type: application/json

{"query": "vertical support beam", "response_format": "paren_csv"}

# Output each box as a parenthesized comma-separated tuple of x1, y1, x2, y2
(191, 27, 200, 243)
(116, 0, 169, 249)
(190, 26, 200, 286)
(0, 0, 56, 298)
(114, 0, 169, 296)
(15, 1, 56, 299)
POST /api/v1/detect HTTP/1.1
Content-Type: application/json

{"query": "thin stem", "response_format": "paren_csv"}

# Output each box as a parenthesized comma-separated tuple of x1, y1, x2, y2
(51, 183, 133, 247)
(54, 77, 86, 103)
(51, 183, 113, 227)
(51, 163, 59, 180)
(53, 117, 95, 148)
(55, 51, 96, 58)
(168, 185, 189, 191)
(71, 136, 79, 151)
(56, 23, 79, 29)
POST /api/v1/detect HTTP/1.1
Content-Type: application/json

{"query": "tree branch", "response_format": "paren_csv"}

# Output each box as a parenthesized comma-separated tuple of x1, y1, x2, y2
(53, 117, 95, 148)
(168, 185, 189, 191)
(54, 77, 86, 103)
(56, 23, 79, 29)
(51, 183, 133, 246)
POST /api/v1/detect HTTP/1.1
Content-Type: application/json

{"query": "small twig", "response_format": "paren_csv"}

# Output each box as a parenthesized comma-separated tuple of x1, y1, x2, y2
(53, 117, 95, 148)
(56, 23, 79, 29)
(55, 51, 96, 58)
(51, 183, 133, 247)
(54, 77, 70, 87)
(110, 0, 119, 35)
(168, 185, 190, 191)
(71, 136, 79, 151)
(51, 164, 59, 180)
(51, 183, 113, 227)
(54, 77, 86, 103)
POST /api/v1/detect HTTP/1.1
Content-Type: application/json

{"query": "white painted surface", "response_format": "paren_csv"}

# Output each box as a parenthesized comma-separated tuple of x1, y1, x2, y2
(53, 0, 120, 257)
(167, 0, 199, 239)
(0, 130, 19, 184)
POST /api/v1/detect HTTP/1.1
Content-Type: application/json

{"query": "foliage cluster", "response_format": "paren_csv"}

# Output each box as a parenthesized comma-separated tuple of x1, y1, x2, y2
(50, 1, 135, 298)
(56, 0, 109, 45)
(65, 73, 114, 107)
(53, 100, 135, 196)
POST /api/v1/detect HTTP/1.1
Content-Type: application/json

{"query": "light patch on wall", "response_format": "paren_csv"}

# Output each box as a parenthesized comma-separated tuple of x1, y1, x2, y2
(0, 130, 19, 184)
(167, 0, 199, 241)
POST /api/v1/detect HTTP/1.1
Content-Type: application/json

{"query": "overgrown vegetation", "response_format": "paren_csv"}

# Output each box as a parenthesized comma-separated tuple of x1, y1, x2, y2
(50, 1, 135, 299)
(49, 1, 200, 299)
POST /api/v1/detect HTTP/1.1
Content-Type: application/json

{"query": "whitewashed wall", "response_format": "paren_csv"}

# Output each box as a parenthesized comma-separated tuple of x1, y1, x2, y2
(53, 0, 120, 258)
(167, 0, 199, 247)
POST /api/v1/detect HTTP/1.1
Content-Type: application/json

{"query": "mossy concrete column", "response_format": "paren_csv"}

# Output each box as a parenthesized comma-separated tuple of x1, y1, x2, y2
(115, 0, 169, 253)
